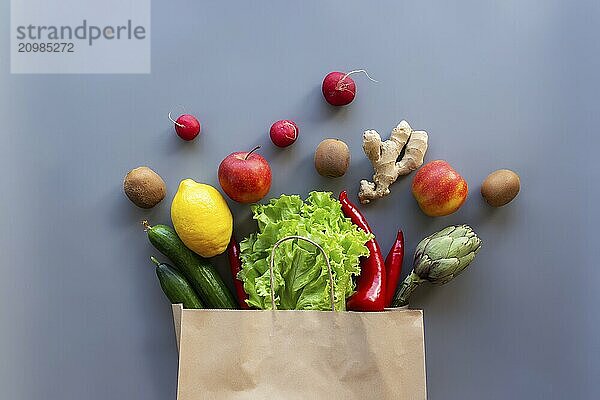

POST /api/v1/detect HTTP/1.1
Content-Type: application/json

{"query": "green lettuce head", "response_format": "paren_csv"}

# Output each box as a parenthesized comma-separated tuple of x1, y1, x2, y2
(238, 191, 372, 311)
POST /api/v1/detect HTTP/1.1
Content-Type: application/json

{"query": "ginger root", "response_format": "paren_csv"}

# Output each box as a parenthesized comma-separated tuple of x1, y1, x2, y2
(358, 120, 428, 204)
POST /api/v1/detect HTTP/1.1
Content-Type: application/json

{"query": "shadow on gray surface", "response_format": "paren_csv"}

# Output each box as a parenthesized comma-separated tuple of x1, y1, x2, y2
(160, 126, 203, 157)
(108, 183, 170, 230)
(295, 84, 351, 124)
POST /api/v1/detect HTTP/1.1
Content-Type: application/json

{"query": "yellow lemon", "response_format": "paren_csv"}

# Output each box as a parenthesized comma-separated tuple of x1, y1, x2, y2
(171, 179, 233, 258)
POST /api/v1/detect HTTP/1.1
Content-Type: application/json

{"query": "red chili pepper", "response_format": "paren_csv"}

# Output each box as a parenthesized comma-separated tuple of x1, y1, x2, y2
(384, 230, 404, 307)
(339, 191, 386, 311)
(227, 236, 250, 309)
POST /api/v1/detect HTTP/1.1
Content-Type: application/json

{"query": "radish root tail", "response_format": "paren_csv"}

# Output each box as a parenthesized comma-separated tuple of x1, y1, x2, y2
(168, 112, 185, 128)
(341, 69, 379, 83)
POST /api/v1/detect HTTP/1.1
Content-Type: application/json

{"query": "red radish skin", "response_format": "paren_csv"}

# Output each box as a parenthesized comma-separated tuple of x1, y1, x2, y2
(322, 70, 378, 106)
(322, 72, 356, 106)
(169, 112, 201, 141)
(269, 120, 299, 147)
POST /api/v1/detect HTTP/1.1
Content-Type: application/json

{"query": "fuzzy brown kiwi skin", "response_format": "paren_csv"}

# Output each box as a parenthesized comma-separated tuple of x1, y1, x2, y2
(481, 169, 520, 207)
(123, 166, 166, 208)
(314, 139, 350, 178)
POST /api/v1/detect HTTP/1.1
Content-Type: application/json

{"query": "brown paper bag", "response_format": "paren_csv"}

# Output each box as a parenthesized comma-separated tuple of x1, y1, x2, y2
(172, 305, 426, 400)
(171, 236, 426, 399)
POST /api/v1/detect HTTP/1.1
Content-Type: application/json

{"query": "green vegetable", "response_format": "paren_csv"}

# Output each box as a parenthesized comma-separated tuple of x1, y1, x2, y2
(391, 225, 482, 307)
(151, 256, 204, 309)
(145, 223, 237, 309)
(238, 192, 372, 311)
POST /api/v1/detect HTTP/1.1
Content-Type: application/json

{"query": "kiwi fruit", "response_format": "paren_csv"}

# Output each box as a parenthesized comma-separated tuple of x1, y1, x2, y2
(314, 139, 350, 178)
(481, 169, 520, 207)
(123, 166, 166, 208)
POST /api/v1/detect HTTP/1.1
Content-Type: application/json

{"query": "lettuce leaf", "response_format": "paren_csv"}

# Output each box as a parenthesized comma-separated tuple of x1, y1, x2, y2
(238, 192, 372, 311)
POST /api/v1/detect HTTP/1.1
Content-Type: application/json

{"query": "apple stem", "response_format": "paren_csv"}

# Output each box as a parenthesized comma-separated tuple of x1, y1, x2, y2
(168, 112, 185, 128)
(245, 146, 261, 160)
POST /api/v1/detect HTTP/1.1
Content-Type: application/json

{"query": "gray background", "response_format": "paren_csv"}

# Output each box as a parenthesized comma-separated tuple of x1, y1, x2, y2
(1, 1, 598, 399)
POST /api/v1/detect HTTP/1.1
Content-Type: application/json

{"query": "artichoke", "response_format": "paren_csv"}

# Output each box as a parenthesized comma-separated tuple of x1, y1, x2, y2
(391, 225, 482, 307)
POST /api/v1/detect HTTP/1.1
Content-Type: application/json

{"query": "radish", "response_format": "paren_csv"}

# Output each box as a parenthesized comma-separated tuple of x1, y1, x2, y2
(322, 69, 378, 106)
(169, 112, 201, 141)
(269, 120, 298, 147)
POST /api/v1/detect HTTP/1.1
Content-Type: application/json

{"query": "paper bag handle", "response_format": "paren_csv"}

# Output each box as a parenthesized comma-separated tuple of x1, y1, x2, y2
(269, 235, 335, 312)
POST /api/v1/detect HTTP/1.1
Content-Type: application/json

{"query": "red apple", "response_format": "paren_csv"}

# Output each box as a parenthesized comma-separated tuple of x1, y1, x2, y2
(218, 146, 272, 203)
(412, 160, 468, 217)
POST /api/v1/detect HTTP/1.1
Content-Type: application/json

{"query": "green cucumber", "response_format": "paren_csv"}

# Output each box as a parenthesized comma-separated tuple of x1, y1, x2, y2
(145, 223, 237, 309)
(151, 257, 204, 309)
